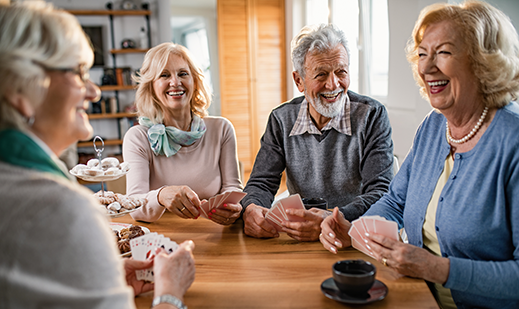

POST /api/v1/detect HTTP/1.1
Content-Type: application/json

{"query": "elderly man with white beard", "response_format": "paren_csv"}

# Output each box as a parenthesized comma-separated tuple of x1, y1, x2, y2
(240, 24, 394, 242)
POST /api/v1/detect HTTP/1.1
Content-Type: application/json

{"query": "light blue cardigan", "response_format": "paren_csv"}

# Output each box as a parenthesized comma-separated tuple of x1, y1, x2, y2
(366, 102, 519, 309)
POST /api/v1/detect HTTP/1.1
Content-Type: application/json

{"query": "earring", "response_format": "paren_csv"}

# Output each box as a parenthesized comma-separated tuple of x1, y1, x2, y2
(26, 116, 35, 127)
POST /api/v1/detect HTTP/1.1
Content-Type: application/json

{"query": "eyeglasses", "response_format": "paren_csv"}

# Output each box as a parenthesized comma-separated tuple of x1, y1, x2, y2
(32, 61, 90, 83)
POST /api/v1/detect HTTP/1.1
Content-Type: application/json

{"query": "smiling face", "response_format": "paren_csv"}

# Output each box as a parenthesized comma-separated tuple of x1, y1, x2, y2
(418, 20, 480, 113)
(32, 66, 99, 154)
(153, 53, 194, 118)
(293, 44, 350, 119)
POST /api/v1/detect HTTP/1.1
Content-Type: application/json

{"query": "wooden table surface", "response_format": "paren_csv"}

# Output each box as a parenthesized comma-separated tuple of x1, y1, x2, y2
(113, 212, 438, 309)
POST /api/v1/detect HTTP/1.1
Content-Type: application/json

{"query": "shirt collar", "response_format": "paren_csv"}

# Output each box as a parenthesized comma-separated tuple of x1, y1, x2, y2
(289, 93, 351, 136)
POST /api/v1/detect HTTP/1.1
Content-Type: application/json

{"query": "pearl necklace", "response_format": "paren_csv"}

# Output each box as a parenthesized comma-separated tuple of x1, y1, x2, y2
(446, 106, 488, 144)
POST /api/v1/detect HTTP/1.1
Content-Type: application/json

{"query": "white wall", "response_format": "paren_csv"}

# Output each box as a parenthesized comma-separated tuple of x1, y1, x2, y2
(168, 5, 220, 116)
(386, 0, 441, 160)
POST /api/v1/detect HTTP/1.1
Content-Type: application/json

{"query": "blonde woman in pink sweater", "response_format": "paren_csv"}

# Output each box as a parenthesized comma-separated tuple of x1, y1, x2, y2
(124, 43, 243, 225)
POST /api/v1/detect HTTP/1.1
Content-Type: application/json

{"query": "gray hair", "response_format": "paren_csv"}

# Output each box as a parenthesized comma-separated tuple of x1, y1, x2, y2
(0, 2, 93, 131)
(291, 24, 350, 78)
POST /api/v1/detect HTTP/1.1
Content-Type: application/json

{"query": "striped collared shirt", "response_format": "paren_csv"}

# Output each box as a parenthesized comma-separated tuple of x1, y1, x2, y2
(289, 93, 352, 136)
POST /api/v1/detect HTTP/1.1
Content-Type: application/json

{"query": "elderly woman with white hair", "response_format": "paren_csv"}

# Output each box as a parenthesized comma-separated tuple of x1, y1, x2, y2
(0, 3, 195, 308)
(320, 1, 519, 308)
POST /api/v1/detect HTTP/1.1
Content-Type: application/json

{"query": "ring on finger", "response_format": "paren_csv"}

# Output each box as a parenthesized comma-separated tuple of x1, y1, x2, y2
(382, 257, 388, 267)
(180, 206, 186, 212)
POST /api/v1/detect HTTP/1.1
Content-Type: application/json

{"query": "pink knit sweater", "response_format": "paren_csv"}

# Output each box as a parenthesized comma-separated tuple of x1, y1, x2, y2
(123, 116, 243, 222)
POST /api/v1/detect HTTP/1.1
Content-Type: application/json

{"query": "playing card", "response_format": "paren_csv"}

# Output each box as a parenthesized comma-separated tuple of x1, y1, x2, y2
(270, 203, 289, 221)
(218, 191, 247, 209)
(208, 195, 218, 211)
(264, 194, 307, 232)
(163, 239, 179, 254)
(130, 233, 156, 280)
(361, 217, 376, 234)
(277, 194, 305, 222)
(129, 235, 147, 260)
(130, 233, 181, 282)
(198, 191, 248, 221)
(348, 225, 374, 258)
(199, 200, 210, 218)
(351, 237, 375, 258)
(265, 211, 284, 231)
(372, 218, 399, 240)
(351, 218, 367, 243)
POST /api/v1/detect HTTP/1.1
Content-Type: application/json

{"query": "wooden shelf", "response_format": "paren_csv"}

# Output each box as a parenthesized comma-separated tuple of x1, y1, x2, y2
(78, 139, 123, 148)
(111, 48, 149, 54)
(88, 112, 137, 120)
(99, 85, 136, 91)
(67, 10, 151, 16)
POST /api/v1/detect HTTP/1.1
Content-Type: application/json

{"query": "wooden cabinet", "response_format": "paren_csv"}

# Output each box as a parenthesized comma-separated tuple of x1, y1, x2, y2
(217, 0, 287, 174)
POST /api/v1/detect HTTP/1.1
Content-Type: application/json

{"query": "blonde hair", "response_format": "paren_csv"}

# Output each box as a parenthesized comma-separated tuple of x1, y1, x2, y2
(406, 0, 519, 108)
(134, 42, 211, 123)
(0, 2, 94, 130)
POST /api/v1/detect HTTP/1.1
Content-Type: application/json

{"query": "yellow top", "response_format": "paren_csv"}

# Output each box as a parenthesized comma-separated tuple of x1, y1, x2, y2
(422, 153, 456, 309)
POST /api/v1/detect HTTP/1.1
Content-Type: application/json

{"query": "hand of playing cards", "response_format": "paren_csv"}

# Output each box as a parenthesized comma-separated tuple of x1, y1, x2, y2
(199, 191, 247, 219)
(348, 216, 399, 259)
(130, 232, 179, 281)
(265, 194, 306, 231)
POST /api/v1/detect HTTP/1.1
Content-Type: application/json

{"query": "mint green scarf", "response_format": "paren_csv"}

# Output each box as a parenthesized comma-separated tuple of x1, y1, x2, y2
(139, 115, 206, 157)
(0, 129, 68, 179)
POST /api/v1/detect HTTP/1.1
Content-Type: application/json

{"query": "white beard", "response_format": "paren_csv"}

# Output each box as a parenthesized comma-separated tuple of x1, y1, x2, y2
(306, 90, 345, 118)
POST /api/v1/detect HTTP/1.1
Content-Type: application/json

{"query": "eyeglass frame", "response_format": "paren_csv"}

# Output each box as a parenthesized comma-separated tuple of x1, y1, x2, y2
(32, 61, 90, 83)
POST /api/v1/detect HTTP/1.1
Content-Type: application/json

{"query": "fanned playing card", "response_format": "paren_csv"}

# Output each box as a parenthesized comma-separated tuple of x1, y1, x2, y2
(130, 233, 179, 281)
(349, 215, 399, 259)
(264, 194, 306, 231)
(219, 191, 247, 208)
(198, 191, 247, 220)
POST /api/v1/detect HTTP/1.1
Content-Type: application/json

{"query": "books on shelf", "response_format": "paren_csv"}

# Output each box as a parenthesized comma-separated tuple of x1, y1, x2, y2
(103, 67, 134, 86)
(119, 117, 135, 140)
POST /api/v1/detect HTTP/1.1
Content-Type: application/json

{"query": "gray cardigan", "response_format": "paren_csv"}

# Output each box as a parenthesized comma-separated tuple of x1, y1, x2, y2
(242, 91, 394, 221)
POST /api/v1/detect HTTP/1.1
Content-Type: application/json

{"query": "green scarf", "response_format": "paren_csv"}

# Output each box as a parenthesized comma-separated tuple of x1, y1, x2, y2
(139, 115, 206, 157)
(0, 129, 68, 179)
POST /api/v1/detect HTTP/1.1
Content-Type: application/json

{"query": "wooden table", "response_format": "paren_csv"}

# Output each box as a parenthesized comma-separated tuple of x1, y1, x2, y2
(113, 212, 438, 309)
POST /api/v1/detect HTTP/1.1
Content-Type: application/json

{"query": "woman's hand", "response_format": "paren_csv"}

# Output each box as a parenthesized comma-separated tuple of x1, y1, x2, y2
(366, 233, 450, 284)
(206, 202, 243, 225)
(158, 185, 201, 219)
(123, 258, 155, 296)
(319, 207, 352, 253)
(153, 240, 196, 301)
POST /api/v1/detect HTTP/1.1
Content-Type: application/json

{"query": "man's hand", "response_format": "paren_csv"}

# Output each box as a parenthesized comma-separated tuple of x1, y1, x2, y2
(319, 207, 352, 253)
(282, 208, 331, 241)
(243, 204, 279, 238)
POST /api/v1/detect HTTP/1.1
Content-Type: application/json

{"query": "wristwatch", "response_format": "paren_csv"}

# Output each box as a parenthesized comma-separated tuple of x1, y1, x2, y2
(151, 294, 187, 309)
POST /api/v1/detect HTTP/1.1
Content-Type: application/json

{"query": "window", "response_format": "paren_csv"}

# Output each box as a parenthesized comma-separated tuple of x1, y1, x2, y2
(184, 28, 213, 93)
(303, 0, 389, 100)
